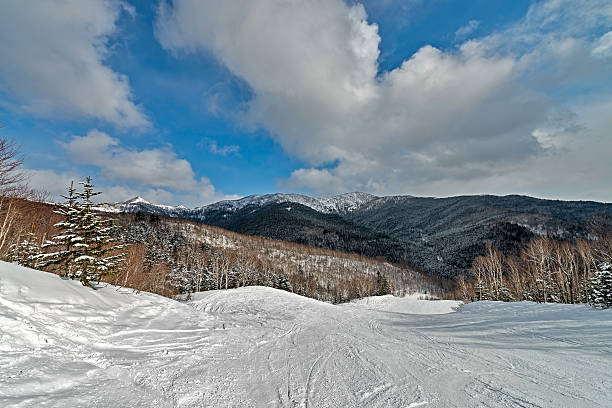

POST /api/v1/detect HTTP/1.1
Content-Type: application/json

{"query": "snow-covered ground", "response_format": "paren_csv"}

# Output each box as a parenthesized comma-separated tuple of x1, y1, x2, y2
(1, 262, 611, 407)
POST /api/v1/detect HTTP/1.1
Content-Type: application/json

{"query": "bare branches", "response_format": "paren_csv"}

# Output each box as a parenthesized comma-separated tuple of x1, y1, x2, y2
(454, 233, 612, 305)
(0, 136, 27, 197)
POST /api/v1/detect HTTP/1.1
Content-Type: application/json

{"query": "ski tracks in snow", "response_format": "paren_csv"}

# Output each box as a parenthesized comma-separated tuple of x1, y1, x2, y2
(2, 272, 612, 408)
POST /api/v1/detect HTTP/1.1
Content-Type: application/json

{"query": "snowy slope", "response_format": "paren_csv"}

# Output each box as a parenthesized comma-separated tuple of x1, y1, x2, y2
(1, 262, 612, 407)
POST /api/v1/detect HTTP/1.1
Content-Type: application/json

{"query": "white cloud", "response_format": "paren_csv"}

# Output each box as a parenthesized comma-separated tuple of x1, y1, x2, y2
(530, 109, 582, 151)
(64, 130, 197, 191)
(156, 0, 612, 201)
(455, 20, 480, 39)
(56, 129, 236, 205)
(101, 185, 176, 206)
(281, 168, 344, 195)
(0, 0, 149, 127)
(25, 168, 81, 201)
(61, 129, 119, 166)
(25, 168, 171, 204)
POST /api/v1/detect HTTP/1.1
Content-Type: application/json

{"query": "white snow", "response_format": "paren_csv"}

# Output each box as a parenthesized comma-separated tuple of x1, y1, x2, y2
(348, 294, 461, 314)
(1, 261, 612, 407)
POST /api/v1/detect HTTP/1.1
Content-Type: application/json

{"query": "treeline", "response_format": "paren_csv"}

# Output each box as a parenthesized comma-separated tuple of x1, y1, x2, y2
(111, 212, 442, 303)
(449, 231, 612, 308)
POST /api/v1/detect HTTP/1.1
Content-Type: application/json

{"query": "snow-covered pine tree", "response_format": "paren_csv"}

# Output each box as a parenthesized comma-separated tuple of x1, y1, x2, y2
(275, 269, 293, 292)
(168, 264, 195, 295)
(590, 262, 612, 309)
(8, 232, 40, 268)
(375, 271, 391, 296)
(497, 286, 515, 302)
(72, 177, 125, 286)
(37, 181, 80, 276)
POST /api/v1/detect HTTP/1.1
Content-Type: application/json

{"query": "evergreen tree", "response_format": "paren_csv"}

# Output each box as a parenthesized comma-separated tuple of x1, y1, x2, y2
(275, 269, 293, 292)
(37, 181, 80, 275)
(497, 286, 515, 302)
(8, 232, 40, 268)
(375, 271, 391, 296)
(39, 177, 124, 286)
(590, 262, 612, 309)
(72, 177, 125, 286)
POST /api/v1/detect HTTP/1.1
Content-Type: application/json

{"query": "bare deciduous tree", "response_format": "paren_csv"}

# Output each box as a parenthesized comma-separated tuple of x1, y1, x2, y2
(0, 136, 26, 197)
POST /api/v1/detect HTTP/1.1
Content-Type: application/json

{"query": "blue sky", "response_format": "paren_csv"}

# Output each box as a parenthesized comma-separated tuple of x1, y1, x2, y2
(0, 0, 611, 205)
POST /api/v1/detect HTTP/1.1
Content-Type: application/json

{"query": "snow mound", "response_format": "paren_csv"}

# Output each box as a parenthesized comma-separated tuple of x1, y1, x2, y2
(347, 294, 462, 314)
(191, 286, 335, 315)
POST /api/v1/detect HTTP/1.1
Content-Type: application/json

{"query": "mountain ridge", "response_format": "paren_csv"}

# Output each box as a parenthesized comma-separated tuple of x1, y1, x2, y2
(94, 192, 612, 278)
(97, 192, 611, 216)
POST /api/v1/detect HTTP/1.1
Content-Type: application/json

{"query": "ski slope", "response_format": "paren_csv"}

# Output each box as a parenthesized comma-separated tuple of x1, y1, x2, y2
(1, 262, 611, 407)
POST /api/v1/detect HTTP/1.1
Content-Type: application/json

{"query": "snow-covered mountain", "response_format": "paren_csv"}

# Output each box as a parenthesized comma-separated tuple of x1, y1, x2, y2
(204, 191, 377, 214)
(96, 192, 378, 216)
(95, 196, 188, 215)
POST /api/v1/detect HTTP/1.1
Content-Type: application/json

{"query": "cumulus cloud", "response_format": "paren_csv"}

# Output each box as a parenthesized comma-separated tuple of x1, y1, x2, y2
(26, 168, 81, 201)
(55, 130, 237, 205)
(64, 130, 198, 190)
(0, 0, 148, 127)
(156, 0, 612, 201)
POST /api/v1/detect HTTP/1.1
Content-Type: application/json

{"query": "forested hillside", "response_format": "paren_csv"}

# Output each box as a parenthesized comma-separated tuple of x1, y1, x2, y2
(100, 193, 612, 279)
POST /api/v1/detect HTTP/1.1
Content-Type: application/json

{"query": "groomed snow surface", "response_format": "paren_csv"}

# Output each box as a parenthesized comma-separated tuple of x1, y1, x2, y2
(1, 262, 611, 407)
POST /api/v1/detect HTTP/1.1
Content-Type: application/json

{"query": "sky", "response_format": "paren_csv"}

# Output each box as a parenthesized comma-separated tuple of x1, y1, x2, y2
(0, 0, 611, 206)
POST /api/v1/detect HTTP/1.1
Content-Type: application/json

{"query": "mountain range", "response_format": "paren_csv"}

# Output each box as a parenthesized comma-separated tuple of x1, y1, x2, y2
(96, 193, 612, 278)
